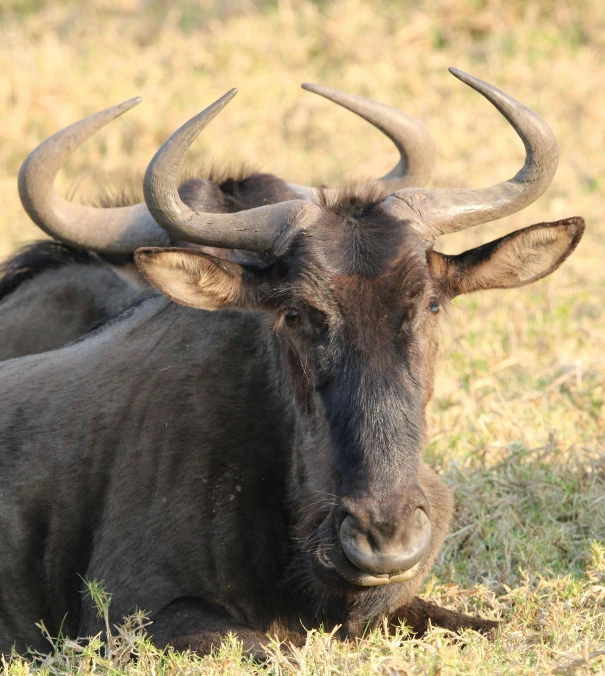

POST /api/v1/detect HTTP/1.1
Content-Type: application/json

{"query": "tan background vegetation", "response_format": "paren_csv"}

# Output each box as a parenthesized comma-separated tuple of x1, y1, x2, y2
(1, 0, 604, 673)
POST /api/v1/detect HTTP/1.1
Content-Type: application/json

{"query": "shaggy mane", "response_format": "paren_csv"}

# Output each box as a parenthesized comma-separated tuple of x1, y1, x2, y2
(181, 162, 261, 188)
(89, 174, 145, 208)
(88, 171, 394, 214)
(88, 164, 262, 209)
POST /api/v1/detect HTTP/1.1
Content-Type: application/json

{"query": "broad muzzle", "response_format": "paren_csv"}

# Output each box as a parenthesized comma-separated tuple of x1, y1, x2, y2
(337, 490, 432, 577)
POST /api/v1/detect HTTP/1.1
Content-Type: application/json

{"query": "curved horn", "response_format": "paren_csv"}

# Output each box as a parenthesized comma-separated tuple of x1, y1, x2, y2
(289, 84, 436, 199)
(18, 99, 171, 253)
(144, 90, 316, 254)
(384, 67, 559, 238)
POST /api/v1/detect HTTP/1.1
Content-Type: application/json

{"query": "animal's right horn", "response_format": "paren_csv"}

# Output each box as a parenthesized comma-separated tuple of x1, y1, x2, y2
(18, 98, 171, 253)
(144, 90, 317, 254)
(288, 84, 437, 199)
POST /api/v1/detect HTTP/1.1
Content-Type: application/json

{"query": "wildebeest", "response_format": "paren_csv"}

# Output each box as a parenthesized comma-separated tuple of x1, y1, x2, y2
(0, 83, 436, 360)
(0, 242, 148, 361)
(0, 68, 584, 655)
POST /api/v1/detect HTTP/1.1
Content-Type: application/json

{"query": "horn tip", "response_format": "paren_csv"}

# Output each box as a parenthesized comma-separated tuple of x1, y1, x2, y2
(121, 96, 143, 110)
(110, 96, 142, 119)
(198, 88, 238, 121)
(301, 82, 324, 94)
(448, 66, 472, 83)
(448, 67, 495, 97)
(302, 82, 340, 102)
(216, 88, 238, 108)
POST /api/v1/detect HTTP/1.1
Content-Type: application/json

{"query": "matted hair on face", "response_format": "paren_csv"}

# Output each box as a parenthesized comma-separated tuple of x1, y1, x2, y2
(314, 181, 395, 216)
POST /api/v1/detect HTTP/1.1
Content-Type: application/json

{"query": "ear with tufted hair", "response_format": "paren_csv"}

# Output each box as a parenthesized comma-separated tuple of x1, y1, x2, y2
(429, 217, 584, 298)
(134, 247, 270, 310)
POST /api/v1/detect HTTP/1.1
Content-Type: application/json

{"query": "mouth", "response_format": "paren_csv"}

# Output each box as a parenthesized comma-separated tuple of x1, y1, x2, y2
(316, 542, 423, 587)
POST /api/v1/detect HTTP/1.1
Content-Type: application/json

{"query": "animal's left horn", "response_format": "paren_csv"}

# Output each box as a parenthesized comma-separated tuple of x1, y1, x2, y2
(144, 90, 317, 254)
(18, 98, 172, 253)
(384, 68, 559, 238)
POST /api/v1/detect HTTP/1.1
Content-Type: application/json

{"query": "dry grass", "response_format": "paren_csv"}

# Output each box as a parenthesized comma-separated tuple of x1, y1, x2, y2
(1, 0, 604, 673)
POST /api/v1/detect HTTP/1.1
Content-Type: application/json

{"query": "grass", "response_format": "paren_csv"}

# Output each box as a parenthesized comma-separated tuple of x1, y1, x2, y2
(1, 0, 604, 673)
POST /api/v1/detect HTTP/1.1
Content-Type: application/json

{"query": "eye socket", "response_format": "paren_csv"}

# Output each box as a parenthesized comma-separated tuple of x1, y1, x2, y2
(428, 301, 440, 314)
(284, 308, 301, 327)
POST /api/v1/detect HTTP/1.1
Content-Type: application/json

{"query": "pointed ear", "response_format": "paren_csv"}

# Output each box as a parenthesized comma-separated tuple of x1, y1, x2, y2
(429, 217, 585, 298)
(134, 247, 269, 310)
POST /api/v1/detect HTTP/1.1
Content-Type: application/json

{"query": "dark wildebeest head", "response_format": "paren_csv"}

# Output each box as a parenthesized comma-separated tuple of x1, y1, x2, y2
(0, 80, 436, 361)
(129, 68, 582, 601)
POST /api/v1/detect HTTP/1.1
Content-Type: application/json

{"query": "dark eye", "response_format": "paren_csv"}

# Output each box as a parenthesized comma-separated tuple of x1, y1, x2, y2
(284, 308, 301, 327)
(428, 301, 440, 314)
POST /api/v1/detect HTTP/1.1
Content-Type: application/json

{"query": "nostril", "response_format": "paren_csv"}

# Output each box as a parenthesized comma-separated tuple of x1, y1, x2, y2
(339, 508, 431, 576)
(339, 514, 373, 558)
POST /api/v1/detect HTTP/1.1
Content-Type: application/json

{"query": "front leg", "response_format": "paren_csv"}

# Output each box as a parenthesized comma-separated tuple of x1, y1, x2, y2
(391, 596, 499, 637)
(148, 597, 270, 658)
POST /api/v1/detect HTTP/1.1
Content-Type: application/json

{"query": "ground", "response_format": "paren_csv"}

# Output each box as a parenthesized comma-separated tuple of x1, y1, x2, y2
(0, 0, 603, 673)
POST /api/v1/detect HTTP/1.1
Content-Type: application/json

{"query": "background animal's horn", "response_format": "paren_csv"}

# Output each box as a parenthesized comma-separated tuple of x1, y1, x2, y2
(18, 98, 171, 253)
(144, 90, 315, 254)
(288, 84, 436, 199)
(386, 67, 559, 238)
